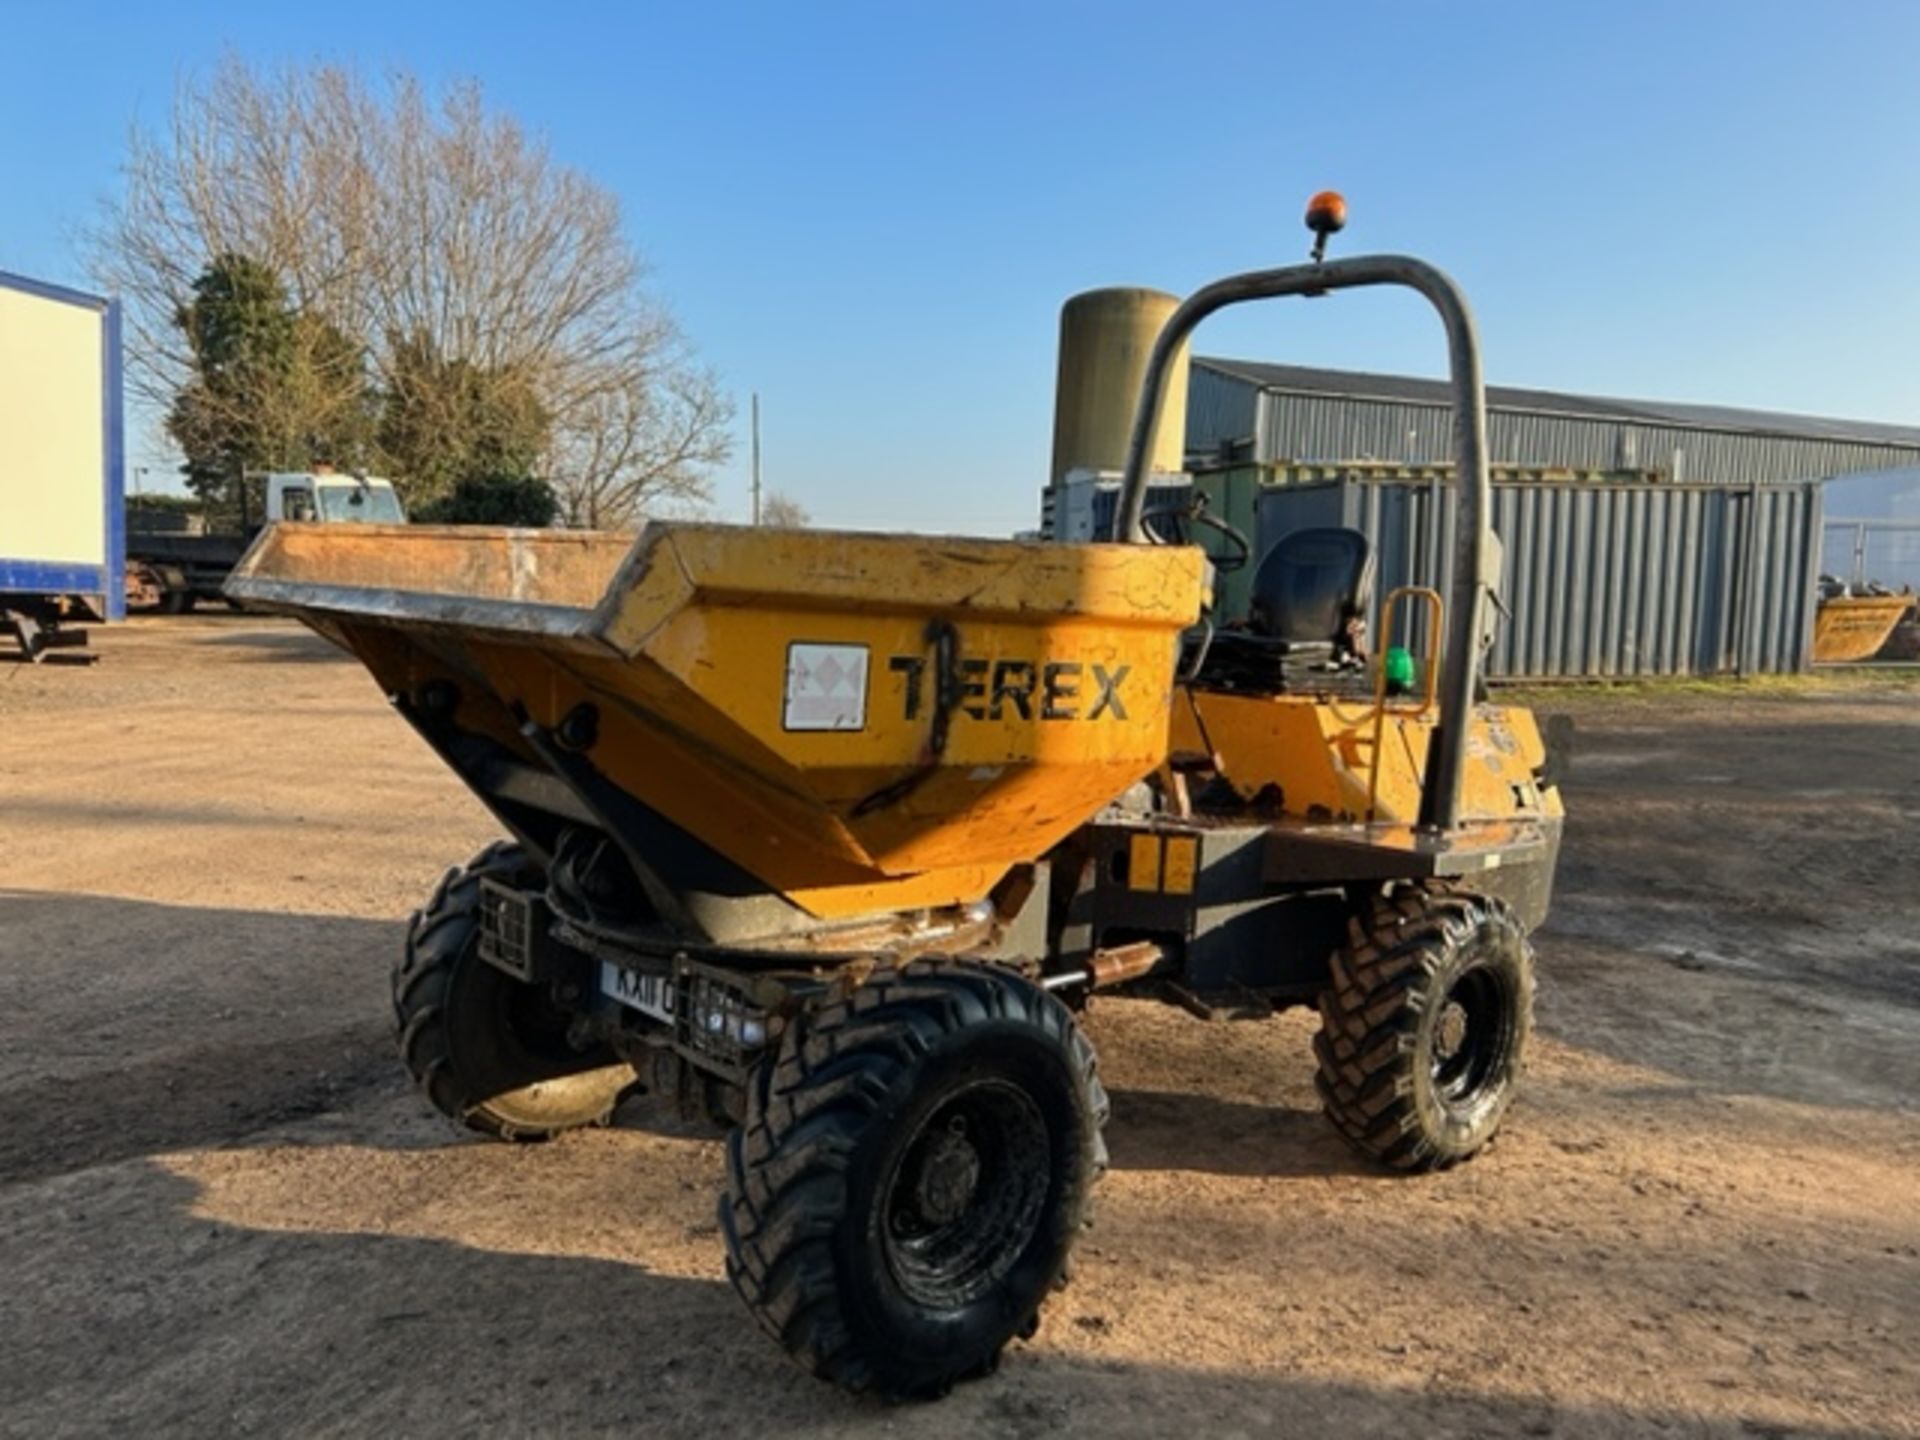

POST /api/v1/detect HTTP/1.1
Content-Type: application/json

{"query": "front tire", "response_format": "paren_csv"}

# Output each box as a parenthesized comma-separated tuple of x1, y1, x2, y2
(721, 960, 1107, 1399)
(1314, 884, 1534, 1171)
(393, 839, 635, 1141)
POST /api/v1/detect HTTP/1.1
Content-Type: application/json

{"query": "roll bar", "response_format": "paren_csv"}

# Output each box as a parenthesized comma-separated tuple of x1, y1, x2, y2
(1110, 254, 1492, 832)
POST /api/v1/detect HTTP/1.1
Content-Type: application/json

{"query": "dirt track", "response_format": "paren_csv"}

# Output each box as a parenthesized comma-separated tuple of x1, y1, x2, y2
(2, 619, 1917, 1438)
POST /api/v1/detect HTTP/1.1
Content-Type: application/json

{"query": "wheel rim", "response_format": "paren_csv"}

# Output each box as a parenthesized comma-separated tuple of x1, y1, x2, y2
(470, 960, 631, 1127)
(486, 1064, 634, 1128)
(1429, 962, 1516, 1112)
(880, 1078, 1051, 1310)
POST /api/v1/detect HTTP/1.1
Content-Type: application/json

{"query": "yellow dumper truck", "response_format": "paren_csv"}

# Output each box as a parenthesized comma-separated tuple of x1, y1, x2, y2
(229, 198, 1562, 1398)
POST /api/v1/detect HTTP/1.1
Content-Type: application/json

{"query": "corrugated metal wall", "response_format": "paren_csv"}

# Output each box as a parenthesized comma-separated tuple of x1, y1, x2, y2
(1189, 367, 1920, 485)
(1257, 478, 1824, 679)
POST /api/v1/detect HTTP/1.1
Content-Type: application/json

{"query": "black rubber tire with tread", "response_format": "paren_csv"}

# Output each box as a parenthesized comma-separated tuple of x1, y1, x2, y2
(393, 839, 634, 1141)
(1314, 884, 1534, 1172)
(720, 959, 1107, 1399)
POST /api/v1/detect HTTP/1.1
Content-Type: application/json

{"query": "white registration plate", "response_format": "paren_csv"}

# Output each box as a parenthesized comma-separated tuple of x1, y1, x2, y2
(601, 963, 674, 1024)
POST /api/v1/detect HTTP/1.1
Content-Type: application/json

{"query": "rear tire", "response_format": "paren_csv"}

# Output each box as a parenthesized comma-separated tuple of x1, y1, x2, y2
(721, 960, 1107, 1398)
(394, 839, 635, 1141)
(1314, 884, 1533, 1171)
(159, 589, 196, 616)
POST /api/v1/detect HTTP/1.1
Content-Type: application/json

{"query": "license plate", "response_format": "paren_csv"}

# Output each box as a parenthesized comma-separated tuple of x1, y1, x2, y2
(601, 963, 674, 1023)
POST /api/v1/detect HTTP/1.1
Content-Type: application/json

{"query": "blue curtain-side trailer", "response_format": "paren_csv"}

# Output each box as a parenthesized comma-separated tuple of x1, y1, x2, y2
(0, 270, 125, 661)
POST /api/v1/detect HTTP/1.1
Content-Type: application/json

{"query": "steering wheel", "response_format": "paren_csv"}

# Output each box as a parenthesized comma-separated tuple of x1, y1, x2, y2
(1139, 496, 1252, 574)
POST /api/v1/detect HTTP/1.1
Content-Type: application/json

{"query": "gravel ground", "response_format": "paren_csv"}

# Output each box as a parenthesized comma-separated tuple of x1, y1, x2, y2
(2, 618, 1916, 1439)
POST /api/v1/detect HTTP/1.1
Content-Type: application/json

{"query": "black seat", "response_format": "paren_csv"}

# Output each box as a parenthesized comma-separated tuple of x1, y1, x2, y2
(1186, 526, 1374, 695)
(1247, 527, 1374, 645)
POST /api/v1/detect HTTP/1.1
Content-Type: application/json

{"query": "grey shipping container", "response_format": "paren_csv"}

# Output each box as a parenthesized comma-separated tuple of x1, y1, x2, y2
(1256, 477, 1824, 680)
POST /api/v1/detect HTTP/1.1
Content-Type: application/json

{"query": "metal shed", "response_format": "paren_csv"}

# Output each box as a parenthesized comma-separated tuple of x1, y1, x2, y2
(1189, 359, 1920, 485)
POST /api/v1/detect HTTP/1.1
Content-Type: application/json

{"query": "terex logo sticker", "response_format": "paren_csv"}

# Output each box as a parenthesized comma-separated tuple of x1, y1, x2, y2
(888, 656, 1130, 723)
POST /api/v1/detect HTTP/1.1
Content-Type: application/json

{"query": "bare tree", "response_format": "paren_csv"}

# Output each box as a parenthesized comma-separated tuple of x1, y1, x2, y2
(549, 348, 732, 527)
(761, 492, 811, 528)
(91, 56, 730, 518)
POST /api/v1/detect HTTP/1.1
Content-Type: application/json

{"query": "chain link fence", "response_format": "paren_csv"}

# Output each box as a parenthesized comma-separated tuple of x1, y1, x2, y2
(1821, 518, 1920, 593)
(1821, 518, 1920, 661)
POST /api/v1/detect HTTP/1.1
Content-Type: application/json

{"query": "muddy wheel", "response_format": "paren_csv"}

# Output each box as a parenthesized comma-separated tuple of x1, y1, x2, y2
(721, 960, 1107, 1399)
(1314, 884, 1534, 1171)
(393, 839, 635, 1141)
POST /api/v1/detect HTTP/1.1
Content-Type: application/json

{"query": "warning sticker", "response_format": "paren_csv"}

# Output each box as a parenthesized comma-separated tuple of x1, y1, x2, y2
(783, 642, 868, 731)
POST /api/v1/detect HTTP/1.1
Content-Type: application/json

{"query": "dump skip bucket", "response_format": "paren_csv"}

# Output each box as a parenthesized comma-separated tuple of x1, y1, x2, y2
(1813, 594, 1912, 664)
(229, 522, 1206, 922)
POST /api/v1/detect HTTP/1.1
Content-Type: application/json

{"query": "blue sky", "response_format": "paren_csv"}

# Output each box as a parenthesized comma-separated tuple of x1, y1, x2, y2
(3, 1, 1916, 533)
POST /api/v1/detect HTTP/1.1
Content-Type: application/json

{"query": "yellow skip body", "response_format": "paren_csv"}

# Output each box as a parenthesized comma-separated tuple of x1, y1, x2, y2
(241, 521, 1207, 918)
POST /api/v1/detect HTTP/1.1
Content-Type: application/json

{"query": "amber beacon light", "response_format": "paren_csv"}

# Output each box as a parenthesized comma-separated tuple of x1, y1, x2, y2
(1305, 189, 1348, 261)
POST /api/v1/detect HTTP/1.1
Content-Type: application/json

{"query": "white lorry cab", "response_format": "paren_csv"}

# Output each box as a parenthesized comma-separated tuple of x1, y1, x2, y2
(268, 470, 407, 526)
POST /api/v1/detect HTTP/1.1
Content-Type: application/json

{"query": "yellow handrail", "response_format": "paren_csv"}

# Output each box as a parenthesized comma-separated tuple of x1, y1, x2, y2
(1366, 586, 1444, 823)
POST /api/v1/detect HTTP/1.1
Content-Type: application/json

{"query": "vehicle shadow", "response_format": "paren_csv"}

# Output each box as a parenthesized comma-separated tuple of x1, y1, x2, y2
(1103, 1087, 1375, 1179)
(193, 622, 348, 662)
(0, 882, 1372, 1189)
(0, 1156, 1876, 1439)
(0, 887, 727, 1188)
